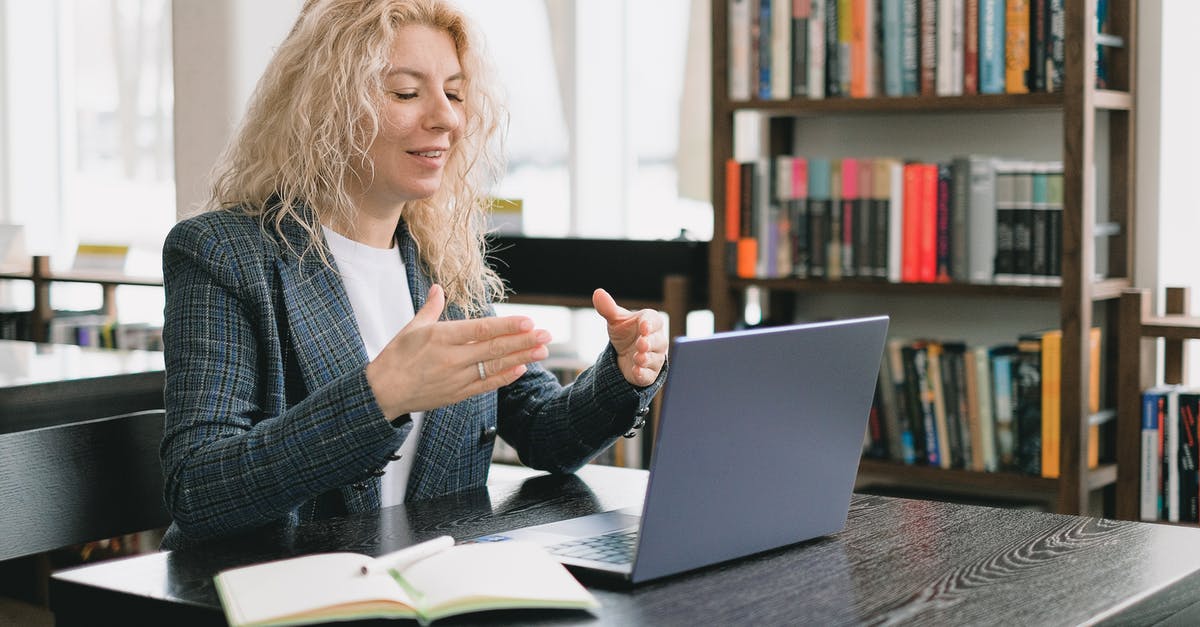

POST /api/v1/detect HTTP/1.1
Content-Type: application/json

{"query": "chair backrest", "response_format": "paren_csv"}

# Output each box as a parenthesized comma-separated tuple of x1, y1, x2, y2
(0, 409, 169, 562)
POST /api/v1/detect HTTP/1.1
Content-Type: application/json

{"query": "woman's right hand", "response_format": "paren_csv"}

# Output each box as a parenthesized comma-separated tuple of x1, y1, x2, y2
(365, 284, 552, 421)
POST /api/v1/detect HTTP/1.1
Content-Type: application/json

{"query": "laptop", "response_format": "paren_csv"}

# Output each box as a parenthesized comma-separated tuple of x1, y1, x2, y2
(473, 315, 889, 585)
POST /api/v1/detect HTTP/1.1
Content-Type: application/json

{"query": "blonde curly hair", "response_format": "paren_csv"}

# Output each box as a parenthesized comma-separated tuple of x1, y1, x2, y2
(205, 0, 506, 315)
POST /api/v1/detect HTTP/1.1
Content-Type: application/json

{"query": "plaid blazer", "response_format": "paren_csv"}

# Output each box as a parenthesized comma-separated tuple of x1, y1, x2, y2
(159, 209, 661, 549)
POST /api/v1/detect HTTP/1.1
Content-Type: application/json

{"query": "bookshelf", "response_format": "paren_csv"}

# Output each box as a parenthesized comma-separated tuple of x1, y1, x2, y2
(0, 256, 163, 342)
(1116, 287, 1200, 521)
(709, 0, 1136, 515)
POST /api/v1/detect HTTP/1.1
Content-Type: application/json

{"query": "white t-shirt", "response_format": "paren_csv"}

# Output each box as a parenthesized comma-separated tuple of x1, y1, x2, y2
(323, 225, 422, 507)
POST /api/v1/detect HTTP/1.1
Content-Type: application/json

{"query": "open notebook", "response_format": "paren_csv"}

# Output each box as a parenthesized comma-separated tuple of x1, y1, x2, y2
(475, 315, 890, 584)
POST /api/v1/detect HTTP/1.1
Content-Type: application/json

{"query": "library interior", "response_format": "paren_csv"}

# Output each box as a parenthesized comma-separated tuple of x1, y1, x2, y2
(3, 0, 1200, 625)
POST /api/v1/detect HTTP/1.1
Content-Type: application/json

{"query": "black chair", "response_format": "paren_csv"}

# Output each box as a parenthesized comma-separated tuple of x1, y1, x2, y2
(0, 410, 169, 561)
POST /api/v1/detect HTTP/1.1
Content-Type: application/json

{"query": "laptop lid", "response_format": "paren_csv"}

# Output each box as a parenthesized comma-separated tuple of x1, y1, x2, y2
(629, 315, 888, 583)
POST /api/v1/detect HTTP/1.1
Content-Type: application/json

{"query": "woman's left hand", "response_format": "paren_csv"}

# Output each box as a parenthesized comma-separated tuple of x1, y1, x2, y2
(592, 288, 668, 387)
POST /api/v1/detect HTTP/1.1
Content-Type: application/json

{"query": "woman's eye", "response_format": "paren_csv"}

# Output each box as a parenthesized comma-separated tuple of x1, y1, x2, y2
(445, 92, 464, 103)
(391, 91, 417, 100)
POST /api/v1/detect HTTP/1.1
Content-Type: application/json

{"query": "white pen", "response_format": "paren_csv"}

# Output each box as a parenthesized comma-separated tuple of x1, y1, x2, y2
(360, 535, 456, 576)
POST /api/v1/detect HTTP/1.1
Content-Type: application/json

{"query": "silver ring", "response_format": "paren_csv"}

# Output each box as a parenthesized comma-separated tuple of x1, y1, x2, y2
(477, 361, 487, 381)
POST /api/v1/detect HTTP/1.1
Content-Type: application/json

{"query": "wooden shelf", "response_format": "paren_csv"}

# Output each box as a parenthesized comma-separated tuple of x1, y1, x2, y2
(858, 460, 1117, 502)
(728, 276, 1131, 301)
(710, 1, 1138, 517)
(1117, 288, 1196, 521)
(0, 256, 166, 342)
(719, 92, 1063, 116)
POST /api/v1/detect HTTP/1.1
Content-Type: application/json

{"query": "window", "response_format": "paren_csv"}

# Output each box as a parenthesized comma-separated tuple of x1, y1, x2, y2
(1, 0, 173, 323)
(457, 0, 713, 353)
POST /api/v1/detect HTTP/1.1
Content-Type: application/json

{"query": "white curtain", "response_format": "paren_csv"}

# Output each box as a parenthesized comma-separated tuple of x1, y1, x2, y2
(676, 0, 711, 202)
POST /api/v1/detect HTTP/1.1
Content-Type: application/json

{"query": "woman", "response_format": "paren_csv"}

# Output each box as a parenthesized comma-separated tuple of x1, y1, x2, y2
(160, 0, 668, 549)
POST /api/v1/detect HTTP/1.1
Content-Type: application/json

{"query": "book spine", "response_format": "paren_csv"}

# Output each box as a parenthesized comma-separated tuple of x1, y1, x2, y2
(1014, 334, 1042, 476)
(961, 155, 998, 283)
(991, 346, 1018, 470)
(927, 342, 953, 469)
(918, 0, 937, 95)
(887, 159, 904, 282)
(918, 163, 939, 283)
(1028, 0, 1047, 92)
(807, 158, 831, 277)
(882, 0, 903, 96)
(857, 157, 875, 277)
(772, 0, 794, 99)
(1167, 388, 1180, 522)
(900, 0, 920, 94)
(910, 343, 940, 466)
(963, 0, 980, 94)
(808, 0, 827, 98)
(979, 0, 1006, 94)
(1011, 163, 1035, 284)
(935, 162, 953, 283)
(1046, 0, 1064, 92)
(758, 0, 773, 99)
(1180, 391, 1200, 523)
(888, 340, 918, 464)
(850, 0, 869, 97)
(840, 158, 858, 277)
(738, 161, 759, 278)
(950, 344, 973, 469)
(974, 345, 998, 471)
(1040, 329, 1062, 478)
(725, 159, 742, 275)
(1004, 0, 1030, 94)
(828, 160, 843, 279)
(1029, 164, 1049, 285)
(729, 0, 753, 100)
(825, 0, 842, 97)
(901, 162, 922, 282)
(1044, 165, 1063, 285)
(838, 0, 853, 95)
(792, 0, 811, 97)
(791, 156, 810, 277)
(993, 162, 1017, 283)
(1141, 390, 1164, 521)
(872, 158, 892, 279)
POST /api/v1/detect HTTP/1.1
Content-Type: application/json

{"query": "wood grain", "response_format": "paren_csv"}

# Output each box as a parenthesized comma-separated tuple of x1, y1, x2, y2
(49, 466, 1200, 626)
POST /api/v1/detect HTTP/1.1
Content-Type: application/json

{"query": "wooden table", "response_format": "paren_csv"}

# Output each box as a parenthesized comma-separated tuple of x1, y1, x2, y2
(0, 339, 164, 433)
(0, 339, 166, 562)
(49, 464, 1200, 625)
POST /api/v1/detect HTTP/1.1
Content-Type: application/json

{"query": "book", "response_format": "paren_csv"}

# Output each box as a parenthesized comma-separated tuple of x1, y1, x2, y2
(214, 536, 599, 627)
(808, 0, 827, 98)
(792, 0, 811, 97)
(990, 344, 1019, 470)
(1040, 329, 1062, 478)
(1141, 387, 1169, 521)
(978, 0, 1006, 94)
(1179, 390, 1200, 522)
(1014, 332, 1043, 475)
(1004, 0, 1030, 94)
(807, 158, 832, 278)
(729, 0, 753, 100)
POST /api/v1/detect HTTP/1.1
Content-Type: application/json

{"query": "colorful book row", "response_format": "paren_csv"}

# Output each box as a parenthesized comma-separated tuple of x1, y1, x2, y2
(727, 0, 1076, 101)
(1140, 385, 1200, 523)
(864, 327, 1100, 477)
(724, 155, 1063, 286)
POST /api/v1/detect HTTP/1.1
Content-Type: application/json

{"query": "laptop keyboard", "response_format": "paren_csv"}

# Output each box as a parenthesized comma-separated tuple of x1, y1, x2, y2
(545, 528, 638, 564)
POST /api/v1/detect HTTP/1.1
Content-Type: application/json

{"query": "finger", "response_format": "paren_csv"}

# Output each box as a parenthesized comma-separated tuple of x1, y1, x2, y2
(470, 363, 529, 395)
(477, 341, 550, 379)
(477, 328, 552, 361)
(592, 288, 631, 323)
(441, 315, 535, 344)
(412, 284, 446, 326)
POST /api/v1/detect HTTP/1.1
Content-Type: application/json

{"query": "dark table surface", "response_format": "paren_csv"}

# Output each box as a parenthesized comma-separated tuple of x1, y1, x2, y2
(0, 339, 164, 433)
(49, 464, 1200, 626)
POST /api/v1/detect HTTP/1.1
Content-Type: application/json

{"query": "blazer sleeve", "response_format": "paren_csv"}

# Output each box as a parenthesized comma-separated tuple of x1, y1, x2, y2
(496, 328, 666, 473)
(159, 217, 404, 541)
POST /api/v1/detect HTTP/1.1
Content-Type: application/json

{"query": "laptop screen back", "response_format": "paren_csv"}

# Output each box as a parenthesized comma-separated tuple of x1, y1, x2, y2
(630, 316, 889, 583)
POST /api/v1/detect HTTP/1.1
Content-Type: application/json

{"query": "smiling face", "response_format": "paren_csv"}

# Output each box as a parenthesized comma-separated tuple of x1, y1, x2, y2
(353, 24, 465, 217)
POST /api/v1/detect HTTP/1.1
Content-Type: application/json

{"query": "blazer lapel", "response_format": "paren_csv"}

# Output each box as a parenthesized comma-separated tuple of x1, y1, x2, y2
(273, 217, 369, 406)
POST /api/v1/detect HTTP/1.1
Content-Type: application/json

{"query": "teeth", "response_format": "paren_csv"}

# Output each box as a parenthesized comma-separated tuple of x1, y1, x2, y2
(412, 150, 443, 158)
